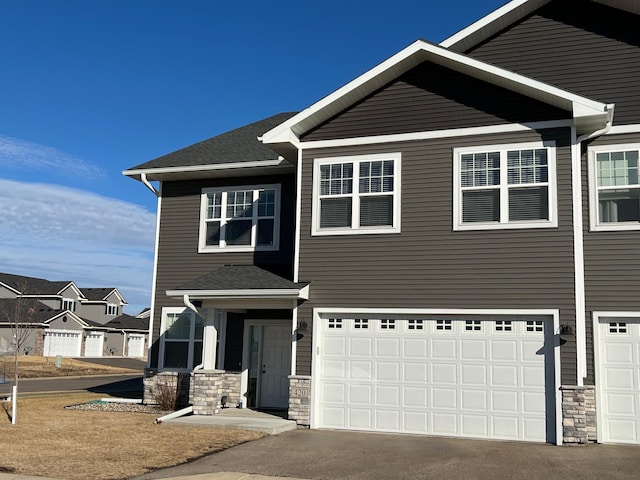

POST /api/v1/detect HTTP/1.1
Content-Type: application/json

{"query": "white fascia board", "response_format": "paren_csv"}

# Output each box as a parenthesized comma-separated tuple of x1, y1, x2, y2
(440, 0, 549, 50)
(57, 282, 83, 298)
(43, 311, 87, 327)
(166, 288, 308, 300)
(263, 39, 607, 146)
(0, 282, 21, 295)
(122, 158, 292, 180)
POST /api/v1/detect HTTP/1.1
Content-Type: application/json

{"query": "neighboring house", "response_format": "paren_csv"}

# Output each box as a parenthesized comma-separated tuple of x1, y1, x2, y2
(0, 273, 147, 358)
(123, 0, 640, 445)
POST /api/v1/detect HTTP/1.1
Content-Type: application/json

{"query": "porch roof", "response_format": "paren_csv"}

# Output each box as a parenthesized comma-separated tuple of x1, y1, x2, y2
(166, 265, 309, 301)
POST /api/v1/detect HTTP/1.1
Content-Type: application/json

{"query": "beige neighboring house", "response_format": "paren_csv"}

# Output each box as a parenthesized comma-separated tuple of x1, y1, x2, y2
(0, 272, 148, 358)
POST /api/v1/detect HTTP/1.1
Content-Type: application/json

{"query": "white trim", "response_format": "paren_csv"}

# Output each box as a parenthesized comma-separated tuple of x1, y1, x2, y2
(592, 311, 640, 444)
(293, 148, 303, 283)
(311, 152, 402, 236)
(147, 191, 162, 368)
(299, 121, 574, 150)
(571, 129, 587, 384)
(166, 288, 308, 300)
(123, 159, 291, 178)
(311, 307, 562, 445)
(608, 124, 640, 135)
(198, 183, 281, 253)
(440, 0, 548, 49)
(291, 301, 298, 377)
(588, 142, 640, 232)
(262, 39, 607, 146)
(453, 140, 558, 231)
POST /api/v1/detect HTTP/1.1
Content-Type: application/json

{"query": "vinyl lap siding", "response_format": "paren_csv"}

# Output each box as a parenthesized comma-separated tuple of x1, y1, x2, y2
(297, 128, 579, 383)
(582, 133, 640, 383)
(149, 174, 296, 367)
(302, 62, 568, 142)
(465, 0, 640, 125)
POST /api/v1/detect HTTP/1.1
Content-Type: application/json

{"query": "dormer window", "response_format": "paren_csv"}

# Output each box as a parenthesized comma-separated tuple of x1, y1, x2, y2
(107, 304, 118, 316)
(62, 298, 76, 312)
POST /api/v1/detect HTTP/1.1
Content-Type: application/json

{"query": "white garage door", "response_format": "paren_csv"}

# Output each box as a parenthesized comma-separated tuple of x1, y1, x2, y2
(596, 318, 640, 444)
(84, 332, 104, 357)
(43, 330, 82, 357)
(315, 315, 556, 443)
(127, 334, 145, 357)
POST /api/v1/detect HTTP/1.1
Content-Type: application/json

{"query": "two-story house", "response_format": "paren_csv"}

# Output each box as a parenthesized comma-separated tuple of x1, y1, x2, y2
(124, 0, 640, 445)
(0, 272, 146, 358)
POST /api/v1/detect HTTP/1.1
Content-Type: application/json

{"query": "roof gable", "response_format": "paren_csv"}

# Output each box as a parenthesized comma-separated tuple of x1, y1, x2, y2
(441, 0, 640, 52)
(262, 39, 610, 151)
(0, 272, 77, 297)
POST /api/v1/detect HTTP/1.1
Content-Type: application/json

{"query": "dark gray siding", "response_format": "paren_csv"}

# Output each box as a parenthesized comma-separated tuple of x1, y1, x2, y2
(302, 62, 569, 142)
(465, 0, 640, 125)
(297, 128, 579, 384)
(583, 133, 640, 383)
(149, 173, 296, 367)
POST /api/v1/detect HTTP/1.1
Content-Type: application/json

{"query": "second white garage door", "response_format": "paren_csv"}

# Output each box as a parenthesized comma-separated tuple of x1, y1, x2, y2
(314, 315, 557, 443)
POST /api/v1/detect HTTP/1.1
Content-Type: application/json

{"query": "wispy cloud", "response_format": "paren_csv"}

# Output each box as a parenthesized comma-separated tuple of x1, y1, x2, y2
(0, 179, 156, 314)
(0, 135, 104, 178)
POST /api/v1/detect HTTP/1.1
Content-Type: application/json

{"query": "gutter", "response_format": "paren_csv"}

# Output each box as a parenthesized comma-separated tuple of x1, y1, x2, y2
(140, 173, 160, 196)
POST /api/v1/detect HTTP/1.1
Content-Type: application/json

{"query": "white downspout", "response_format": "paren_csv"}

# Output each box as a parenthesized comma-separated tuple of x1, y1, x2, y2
(182, 294, 205, 371)
(572, 104, 615, 385)
(141, 173, 160, 196)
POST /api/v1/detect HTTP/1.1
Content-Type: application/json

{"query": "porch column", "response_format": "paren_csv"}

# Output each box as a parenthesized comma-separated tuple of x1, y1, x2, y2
(202, 307, 217, 370)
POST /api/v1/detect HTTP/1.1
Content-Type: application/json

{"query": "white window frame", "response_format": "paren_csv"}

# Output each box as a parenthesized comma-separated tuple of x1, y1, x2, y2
(312, 152, 402, 236)
(159, 307, 204, 371)
(62, 298, 76, 312)
(588, 143, 640, 231)
(106, 303, 118, 316)
(198, 183, 281, 253)
(453, 141, 557, 231)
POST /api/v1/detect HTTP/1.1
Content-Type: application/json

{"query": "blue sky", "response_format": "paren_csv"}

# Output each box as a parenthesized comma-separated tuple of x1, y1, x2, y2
(0, 0, 506, 314)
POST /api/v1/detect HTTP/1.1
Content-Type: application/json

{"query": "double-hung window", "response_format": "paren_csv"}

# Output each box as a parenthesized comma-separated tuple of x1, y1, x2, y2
(62, 298, 76, 312)
(589, 144, 640, 231)
(106, 303, 118, 316)
(312, 153, 401, 235)
(454, 141, 557, 230)
(160, 307, 204, 370)
(199, 184, 280, 252)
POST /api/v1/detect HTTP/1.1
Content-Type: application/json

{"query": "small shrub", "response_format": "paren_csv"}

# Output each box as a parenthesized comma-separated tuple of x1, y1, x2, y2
(153, 376, 180, 410)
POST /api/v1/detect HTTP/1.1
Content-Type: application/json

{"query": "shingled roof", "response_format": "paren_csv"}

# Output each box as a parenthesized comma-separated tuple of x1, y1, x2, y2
(126, 112, 297, 171)
(105, 314, 149, 331)
(0, 273, 73, 296)
(0, 299, 63, 324)
(169, 265, 308, 292)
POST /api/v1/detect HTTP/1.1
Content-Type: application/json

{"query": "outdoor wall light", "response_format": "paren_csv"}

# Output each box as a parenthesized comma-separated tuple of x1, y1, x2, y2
(558, 324, 573, 336)
(296, 321, 308, 332)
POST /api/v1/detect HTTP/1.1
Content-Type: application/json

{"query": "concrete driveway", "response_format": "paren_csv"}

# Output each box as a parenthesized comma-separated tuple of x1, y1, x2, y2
(131, 429, 640, 480)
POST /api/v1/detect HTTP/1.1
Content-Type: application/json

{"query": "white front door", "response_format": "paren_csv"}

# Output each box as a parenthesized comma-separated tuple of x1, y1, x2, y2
(596, 317, 640, 444)
(84, 332, 104, 357)
(315, 315, 556, 443)
(260, 325, 292, 408)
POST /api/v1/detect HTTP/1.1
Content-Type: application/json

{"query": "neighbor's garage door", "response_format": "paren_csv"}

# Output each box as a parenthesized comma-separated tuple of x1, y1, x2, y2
(596, 318, 640, 444)
(127, 334, 145, 357)
(315, 316, 556, 443)
(84, 332, 104, 357)
(43, 330, 82, 357)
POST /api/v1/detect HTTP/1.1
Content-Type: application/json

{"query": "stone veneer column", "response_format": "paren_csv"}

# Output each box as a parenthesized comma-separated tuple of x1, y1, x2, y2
(191, 370, 242, 415)
(561, 386, 597, 444)
(288, 375, 311, 426)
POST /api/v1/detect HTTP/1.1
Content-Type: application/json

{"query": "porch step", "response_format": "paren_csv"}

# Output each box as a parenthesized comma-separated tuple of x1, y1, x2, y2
(163, 412, 298, 435)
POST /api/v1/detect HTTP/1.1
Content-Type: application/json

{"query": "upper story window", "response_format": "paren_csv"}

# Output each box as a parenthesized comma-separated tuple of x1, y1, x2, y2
(62, 298, 76, 312)
(589, 144, 640, 231)
(160, 308, 204, 370)
(312, 153, 401, 235)
(199, 184, 280, 252)
(106, 303, 118, 316)
(453, 141, 557, 230)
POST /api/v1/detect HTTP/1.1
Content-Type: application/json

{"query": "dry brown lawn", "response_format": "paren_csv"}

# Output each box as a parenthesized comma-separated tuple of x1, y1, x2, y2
(0, 393, 265, 480)
(1, 355, 139, 379)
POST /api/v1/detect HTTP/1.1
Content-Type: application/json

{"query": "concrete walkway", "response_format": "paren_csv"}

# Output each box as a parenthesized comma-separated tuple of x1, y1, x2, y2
(162, 408, 297, 435)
